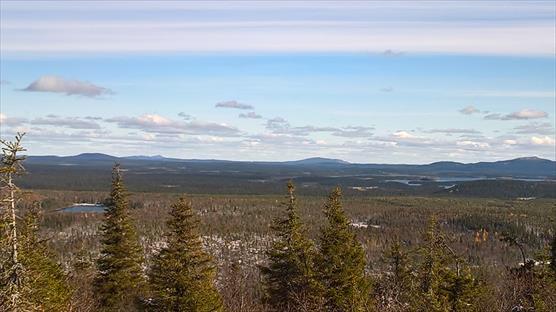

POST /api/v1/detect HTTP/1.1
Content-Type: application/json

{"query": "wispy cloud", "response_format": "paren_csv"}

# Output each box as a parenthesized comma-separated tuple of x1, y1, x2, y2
(106, 114, 241, 136)
(215, 100, 253, 110)
(513, 122, 554, 135)
(427, 128, 481, 134)
(0, 113, 27, 126)
(484, 109, 548, 120)
(239, 112, 262, 119)
(177, 112, 193, 120)
(31, 115, 101, 129)
(2, 2, 554, 55)
(22, 76, 113, 97)
(459, 105, 480, 115)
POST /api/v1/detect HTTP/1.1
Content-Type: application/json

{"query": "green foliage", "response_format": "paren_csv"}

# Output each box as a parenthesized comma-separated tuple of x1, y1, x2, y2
(1, 134, 71, 311)
(385, 241, 411, 292)
(415, 217, 447, 312)
(441, 268, 483, 312)
(18, 205, 72, 311)
(316, 187, 371, 312)
(415, 217, 484, 312)
(551, 234, 556, 276)
(94, 164, 146, 311)
(261, 182, 322, 311)
(148, 197, 222, 312)
(375, 241, 413, 310)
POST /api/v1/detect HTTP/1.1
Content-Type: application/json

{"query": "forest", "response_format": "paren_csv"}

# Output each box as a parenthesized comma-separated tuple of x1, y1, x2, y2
(1, 134, 556, 312)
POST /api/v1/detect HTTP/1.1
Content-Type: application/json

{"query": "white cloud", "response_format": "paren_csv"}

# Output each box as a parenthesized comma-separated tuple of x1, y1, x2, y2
(456, 140, 490, 149)
(503, 139, 517, 145)
(215, 100, 253, 110)
(531, 136, 555, 146)
(331, 126, 374, 138)
(22, 76, 113, 97)
(459, 105, 480, 115)
(392, 131, 416, 139)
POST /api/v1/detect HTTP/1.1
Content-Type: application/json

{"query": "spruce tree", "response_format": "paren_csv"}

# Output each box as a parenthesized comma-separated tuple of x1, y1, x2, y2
(19, 204, 72, 311)
(316, 187, 370, 312)
(377, 241, 412, 309)
(416, 217, 483, 312)
(261, 182, 321, 311)
(441, 268, 482, 312)
(148, 197, 222, 312)
(416, 216, 446, 312)
(94, 164, 146, 311)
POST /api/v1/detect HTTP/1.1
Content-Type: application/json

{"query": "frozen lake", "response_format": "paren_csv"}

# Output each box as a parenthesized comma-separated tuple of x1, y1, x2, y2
(61, 203, 106, 213)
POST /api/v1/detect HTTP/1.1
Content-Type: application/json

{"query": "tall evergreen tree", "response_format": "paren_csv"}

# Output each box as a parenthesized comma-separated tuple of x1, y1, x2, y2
(94, 164, 146, 311)
(261, 182, 321, 311)
(376, 241, 412, 310)
(416, 216, 446, 312)
(19, 204, 72, 311)
(148, 197, 222, 312)
(316, 187, 370, 312)
(416, 217, 483, 312)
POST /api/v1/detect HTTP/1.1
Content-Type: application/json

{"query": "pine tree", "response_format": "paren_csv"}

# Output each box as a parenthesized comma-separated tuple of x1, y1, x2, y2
(261, 182, 321, 311)
(94, 164, 146, 311)
(148, 197, 223, 312)
(316, 187, 370, 312)
(19, 204, 72, 311)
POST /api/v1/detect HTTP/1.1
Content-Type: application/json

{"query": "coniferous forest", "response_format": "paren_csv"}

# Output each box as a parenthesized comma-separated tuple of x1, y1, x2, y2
(3, 1, 556, 311)
(1, 128, 555, 312)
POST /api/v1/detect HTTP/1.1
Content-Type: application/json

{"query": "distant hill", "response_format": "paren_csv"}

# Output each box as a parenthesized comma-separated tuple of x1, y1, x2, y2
(284, 157, 351, 166)
(21, 153, 555, 197)
(25, 154, 555, 179)
(71, 153, 118, 161)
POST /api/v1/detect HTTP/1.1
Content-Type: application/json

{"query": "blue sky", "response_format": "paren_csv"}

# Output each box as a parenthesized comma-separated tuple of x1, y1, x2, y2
(0, 1, 555, 163)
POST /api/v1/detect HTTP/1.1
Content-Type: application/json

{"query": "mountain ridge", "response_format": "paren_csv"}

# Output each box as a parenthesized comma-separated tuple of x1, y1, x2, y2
(26, 153, 555, 167)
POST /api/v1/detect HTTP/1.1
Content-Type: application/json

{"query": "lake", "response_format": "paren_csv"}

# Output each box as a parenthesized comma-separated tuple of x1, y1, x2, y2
(60, 203, 106, 213)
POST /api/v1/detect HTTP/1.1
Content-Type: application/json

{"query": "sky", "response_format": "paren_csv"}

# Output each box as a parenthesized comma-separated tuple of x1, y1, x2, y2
(0, 1, 555, 163)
